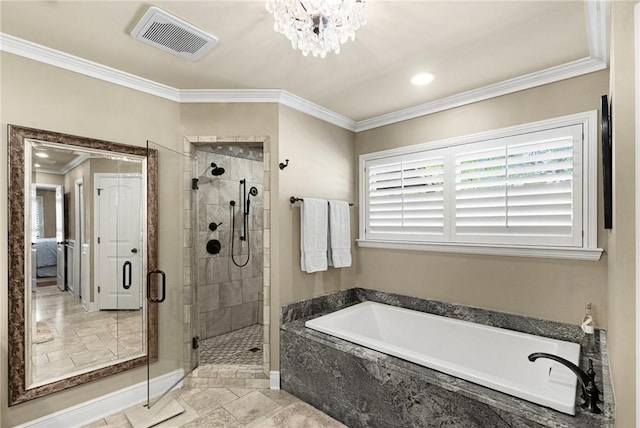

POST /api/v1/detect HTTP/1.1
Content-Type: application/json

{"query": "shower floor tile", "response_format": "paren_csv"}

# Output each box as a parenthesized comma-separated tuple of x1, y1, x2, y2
(199, 324, 263, 365)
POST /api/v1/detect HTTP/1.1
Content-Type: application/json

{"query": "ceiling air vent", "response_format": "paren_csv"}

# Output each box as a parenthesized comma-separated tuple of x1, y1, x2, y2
(131, 6, 218, 61)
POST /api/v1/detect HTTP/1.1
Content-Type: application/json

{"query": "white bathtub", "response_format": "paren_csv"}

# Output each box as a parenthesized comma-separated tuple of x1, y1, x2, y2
(305, 301, 581, 415)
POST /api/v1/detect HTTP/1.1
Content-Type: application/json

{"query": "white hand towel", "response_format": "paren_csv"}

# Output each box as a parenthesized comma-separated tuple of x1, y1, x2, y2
(300, 198, 328, 273)
(328, 200, 352, 268)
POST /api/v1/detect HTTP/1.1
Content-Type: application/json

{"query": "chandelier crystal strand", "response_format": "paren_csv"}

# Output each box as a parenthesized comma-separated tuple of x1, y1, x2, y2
(265, 0, 366, 58)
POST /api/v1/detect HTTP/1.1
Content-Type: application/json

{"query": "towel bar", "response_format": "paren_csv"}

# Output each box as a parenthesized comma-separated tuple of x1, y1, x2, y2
(290, 196, 353, 206)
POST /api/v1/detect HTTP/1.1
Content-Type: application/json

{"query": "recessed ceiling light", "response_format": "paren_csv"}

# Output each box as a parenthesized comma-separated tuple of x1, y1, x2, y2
(411, 72, 435, 86)
(35, 152, 49, 158)
(34, 163, 41, 168)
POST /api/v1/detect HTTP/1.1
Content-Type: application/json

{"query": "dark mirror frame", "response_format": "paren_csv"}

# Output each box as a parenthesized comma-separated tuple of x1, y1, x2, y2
(7, 125, 158, 405)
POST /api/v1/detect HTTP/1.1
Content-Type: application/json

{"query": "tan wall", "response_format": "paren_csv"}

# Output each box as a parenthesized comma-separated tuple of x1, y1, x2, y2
(274, 105, 356, 368)
(34, 174, 65, 239)
(355, 71, 609, 328)
(35, 172, 64, 187)
(36, 189, 56, 238)
(63, 160, 90, 242)
(607, 2, 637, 426)
(0, 53, 183, 427)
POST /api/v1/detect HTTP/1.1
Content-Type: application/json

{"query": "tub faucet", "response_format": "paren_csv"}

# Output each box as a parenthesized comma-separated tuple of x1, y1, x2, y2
(528, 352, 601, 414)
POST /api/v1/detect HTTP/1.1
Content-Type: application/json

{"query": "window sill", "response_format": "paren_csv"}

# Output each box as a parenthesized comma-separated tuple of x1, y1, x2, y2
(356, 239, 604, 261)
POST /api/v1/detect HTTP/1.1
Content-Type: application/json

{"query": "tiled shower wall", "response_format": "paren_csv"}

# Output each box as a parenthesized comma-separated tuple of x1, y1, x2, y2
(196, 145, 264, 340)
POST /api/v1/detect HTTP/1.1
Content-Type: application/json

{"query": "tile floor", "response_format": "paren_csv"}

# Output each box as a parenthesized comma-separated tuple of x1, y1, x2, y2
(83, 364, 346, 428)
(199, 324, 263, 365)
(31, 285, 144, 384)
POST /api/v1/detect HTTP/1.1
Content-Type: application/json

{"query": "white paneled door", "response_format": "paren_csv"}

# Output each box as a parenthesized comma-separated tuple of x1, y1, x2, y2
(96, 174, 143, 310)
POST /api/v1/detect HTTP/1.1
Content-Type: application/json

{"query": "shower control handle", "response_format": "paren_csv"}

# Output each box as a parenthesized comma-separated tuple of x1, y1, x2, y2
(209, 222, 222, 232)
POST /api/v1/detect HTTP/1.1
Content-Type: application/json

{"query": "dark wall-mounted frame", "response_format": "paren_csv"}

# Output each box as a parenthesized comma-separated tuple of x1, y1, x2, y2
(601, 95, 612, 229)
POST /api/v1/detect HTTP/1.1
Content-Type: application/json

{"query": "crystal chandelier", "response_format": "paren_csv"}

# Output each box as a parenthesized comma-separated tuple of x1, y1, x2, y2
(265, 0, 367, 58)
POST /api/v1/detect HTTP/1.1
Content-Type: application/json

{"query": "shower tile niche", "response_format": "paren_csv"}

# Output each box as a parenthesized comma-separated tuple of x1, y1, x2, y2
(196, 145, 264, 339)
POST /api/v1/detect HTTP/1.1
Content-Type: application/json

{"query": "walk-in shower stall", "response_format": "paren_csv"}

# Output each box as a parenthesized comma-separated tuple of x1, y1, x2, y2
(193, 144, 264, 365)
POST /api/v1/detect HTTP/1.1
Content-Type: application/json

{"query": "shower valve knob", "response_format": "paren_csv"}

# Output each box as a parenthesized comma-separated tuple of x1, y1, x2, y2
(209, 222, 222, 232)
(206, 239, 222, 255)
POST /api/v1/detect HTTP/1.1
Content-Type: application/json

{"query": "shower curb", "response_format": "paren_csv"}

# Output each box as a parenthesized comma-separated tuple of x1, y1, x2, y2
(184, 364, 269, 389)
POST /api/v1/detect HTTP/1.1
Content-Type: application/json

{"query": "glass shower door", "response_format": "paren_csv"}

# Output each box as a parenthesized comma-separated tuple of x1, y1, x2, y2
(123, 139, 193, 427)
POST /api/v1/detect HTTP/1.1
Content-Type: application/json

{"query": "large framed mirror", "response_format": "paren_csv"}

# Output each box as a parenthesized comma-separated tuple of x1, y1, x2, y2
(8, 125, 158, 405)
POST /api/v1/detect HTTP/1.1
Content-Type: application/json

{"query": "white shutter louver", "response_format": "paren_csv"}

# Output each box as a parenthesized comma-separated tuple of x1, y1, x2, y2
(367, 150, 446, 241)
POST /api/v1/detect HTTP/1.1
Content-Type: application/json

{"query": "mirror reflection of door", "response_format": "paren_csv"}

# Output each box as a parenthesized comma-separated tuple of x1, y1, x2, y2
(32, 184, 64, 290)
(26, 140, 146, 388)
(95, 174, 143, 310)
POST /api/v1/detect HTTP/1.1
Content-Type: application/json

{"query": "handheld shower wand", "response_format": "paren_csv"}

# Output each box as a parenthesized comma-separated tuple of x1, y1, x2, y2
(230, 180, 259, 268)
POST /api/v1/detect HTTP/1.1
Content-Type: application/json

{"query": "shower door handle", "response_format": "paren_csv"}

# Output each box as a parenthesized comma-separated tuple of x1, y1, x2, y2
(147, 269, 166, 303)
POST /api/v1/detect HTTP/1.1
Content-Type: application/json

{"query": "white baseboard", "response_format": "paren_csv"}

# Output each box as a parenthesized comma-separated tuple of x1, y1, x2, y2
(269, 371, 280, 390)
(16, 369, 185, 428)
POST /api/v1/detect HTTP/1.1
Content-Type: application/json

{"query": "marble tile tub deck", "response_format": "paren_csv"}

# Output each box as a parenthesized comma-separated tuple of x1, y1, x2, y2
(84, 363, 346, 428)
(280, 288, 615, 428)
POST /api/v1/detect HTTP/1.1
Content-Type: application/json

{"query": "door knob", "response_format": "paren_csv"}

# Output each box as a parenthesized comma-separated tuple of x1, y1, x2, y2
(131, 248, 138, 254)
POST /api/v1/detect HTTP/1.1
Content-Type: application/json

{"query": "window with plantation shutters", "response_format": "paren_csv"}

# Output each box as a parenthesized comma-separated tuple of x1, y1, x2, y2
(451, 125, 582, 246)
(32, 196, 43, 241)
(366, 150, 447, 241)
(359, 112, 602, 260)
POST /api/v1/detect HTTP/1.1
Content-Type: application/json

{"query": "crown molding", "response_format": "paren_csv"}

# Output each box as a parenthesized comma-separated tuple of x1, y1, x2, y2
(355, 56, 606, 132)
(585, 0, 610, 63)
(0, 0, 609, 133)
(180, 89, 282, 103)
(180, 89, 357, 131)
(0, 32, 355, 131)
(279, 91, 357, 131)
(0, 33, 181, 102)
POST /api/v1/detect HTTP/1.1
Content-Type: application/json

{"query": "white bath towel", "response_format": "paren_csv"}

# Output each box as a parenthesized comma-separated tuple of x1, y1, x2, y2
(300, 198, 328, 273)
(328, 200, 352, 268)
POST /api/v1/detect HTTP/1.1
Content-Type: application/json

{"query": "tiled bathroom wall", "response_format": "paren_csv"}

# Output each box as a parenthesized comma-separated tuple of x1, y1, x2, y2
(196, 145, 264, 340)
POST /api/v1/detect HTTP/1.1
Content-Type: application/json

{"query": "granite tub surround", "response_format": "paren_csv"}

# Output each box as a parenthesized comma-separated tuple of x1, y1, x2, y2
(280, 288, 359, 324)
(280, 289, 614, 428)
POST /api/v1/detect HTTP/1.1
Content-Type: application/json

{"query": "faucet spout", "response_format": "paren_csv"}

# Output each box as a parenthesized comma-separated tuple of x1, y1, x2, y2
(528, 352, 601, 414)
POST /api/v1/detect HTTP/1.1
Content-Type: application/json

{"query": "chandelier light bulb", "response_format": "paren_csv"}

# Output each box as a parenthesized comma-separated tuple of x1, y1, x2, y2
(265, 0, 367, 58)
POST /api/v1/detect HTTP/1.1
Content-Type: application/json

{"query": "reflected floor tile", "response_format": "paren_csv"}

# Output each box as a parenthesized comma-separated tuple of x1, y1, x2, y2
(31, 286, 144, 384)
